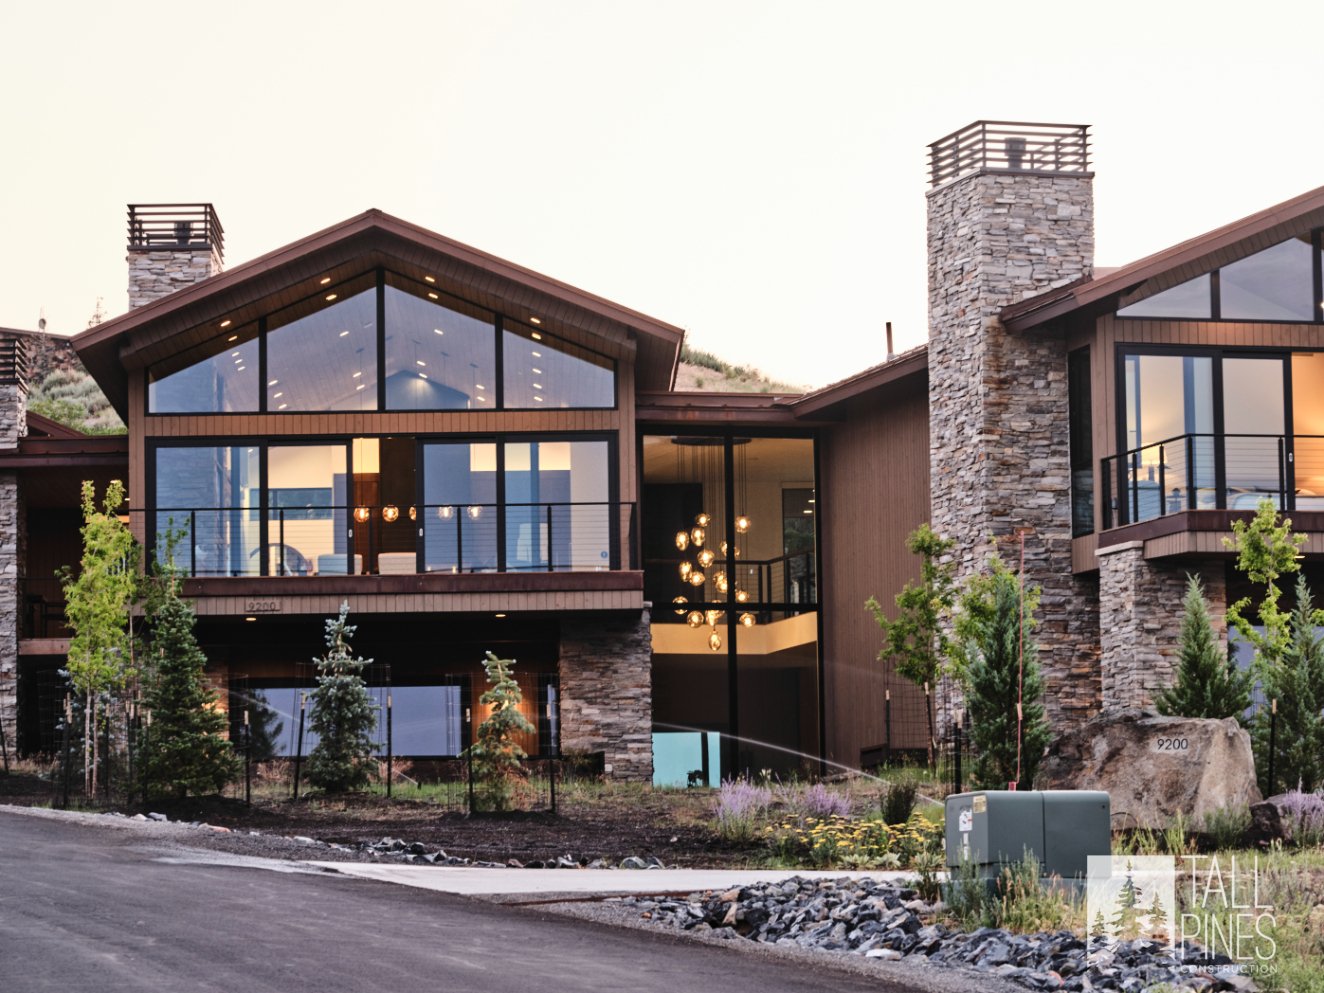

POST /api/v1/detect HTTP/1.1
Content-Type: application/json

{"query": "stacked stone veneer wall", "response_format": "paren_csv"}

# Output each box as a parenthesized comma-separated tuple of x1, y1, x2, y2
(128, 247, 222, 309)
(927, 170, 1101, 729)
(558, 610, 652, 781)
(0, 374, 29, 754)
(1097, 543, 1226, 710)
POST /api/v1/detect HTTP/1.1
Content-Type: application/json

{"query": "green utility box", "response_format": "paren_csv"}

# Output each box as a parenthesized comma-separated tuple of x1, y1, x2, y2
(944, 790, 1109, 881)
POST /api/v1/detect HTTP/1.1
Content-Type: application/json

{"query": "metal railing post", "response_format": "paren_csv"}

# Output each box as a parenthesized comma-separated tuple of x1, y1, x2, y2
(1158, 444, 1167, 516)
(190, 510, 197, 576)
(546, 504, 554, 572)
(278, 510, 286, 575)
(1186, 435, 1196, 512)
(455, 510, 463, 573)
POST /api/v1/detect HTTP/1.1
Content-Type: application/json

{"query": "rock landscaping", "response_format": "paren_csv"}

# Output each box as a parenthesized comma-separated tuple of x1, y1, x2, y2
(613, 876, 1256, 993)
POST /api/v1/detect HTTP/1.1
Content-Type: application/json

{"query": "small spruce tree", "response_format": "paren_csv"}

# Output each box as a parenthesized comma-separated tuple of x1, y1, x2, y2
(139, 554, 239, 799)
(954, 556, 1052, 790)
(1254, 574, 1324, 793)
(1155, 574, 1252, 720)
(306, 602, 378, 793)
(466, 652, 537, 813)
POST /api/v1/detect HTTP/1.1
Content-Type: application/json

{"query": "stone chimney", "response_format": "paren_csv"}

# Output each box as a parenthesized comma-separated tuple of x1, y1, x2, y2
(0, 332, 30, 753)
(127, 204, 224, 309)
(925, 121, 1100, 729)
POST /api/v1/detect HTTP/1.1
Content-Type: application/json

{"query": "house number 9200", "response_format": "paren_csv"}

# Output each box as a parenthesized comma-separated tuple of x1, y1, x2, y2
(244, 599, 281, 613)
(1154, 737, 1189, 752)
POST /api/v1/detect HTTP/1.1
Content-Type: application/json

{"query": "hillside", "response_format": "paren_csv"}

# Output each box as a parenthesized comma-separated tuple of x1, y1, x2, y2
(675, 345, 805, 394)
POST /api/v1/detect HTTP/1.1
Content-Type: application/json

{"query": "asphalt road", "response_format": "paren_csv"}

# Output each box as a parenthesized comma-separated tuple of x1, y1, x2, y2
(0, 809, 921, 993)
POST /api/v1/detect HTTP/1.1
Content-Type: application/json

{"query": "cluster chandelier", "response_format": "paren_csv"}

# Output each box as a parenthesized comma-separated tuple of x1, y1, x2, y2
(672, 510, 755, 651)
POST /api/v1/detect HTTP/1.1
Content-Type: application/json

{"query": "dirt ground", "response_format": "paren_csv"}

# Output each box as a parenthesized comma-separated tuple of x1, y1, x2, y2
(0, 771, 761, 867)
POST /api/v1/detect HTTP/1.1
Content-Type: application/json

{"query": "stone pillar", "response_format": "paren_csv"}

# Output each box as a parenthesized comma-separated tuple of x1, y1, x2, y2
(926, 132, 1100, 729)
(558, 609, 653, 781)
(0, 337, 30, 755)
(1097, 542, 1226, 711)
(128, 246, 223, 309)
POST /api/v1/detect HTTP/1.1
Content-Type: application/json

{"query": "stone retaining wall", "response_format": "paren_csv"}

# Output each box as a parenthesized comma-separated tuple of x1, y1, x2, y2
(558, 610, 652, 781)
(1097, 542, 1227, 710)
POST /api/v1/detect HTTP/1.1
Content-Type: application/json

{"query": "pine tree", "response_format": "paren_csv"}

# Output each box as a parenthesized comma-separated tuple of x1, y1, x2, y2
(1155, 574, 1252, 720)
(1092, 909, 1110, 941)
(306, 602, 378, 793)
(1253, 575, 1324, 793)
(1146, 892, 1169, 941)
(466, 652, 537, 812)
(139, 560, 239, 799)
(955, 557, 1052, 790)
(1110, 863, 1143, 940)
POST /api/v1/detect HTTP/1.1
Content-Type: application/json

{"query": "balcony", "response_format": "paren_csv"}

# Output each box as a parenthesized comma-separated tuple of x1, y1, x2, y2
(148, 501, 637, 578)
(1102, 432, 1324, 529)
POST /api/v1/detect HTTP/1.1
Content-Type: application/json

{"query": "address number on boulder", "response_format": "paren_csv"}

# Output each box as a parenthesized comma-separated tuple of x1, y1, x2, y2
(1153, 737, 1189, 752)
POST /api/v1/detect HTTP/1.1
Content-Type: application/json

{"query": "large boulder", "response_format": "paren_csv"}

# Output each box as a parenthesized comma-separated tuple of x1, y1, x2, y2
(1034, 709, 1261, 830)
(1249, 791, 1324, 845)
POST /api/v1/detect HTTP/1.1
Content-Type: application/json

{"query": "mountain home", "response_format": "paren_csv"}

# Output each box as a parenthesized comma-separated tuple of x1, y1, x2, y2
(3, 122, 1321, 782)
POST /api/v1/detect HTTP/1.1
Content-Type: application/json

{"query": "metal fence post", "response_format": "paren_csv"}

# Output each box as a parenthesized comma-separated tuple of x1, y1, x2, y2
(953, 721, 963, 795)
(1267, 698, 1277, 797)
(60, 694, 72, 809)
(243, 708, 252, 806)
(293, 692, 307, 800)
(466, 744, 475, 815)
(549, 757, 556, 815)
(884, 689, 892, 766)
(386, 692, 393, 800)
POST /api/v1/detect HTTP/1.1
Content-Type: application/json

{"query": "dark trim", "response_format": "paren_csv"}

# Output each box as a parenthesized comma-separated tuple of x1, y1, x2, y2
(811, 429, 826, 773)
(723, 432, 738, 777)
(181, 570, 644, 598)
(1097, 509, 1324, 549)
(375, 267, 387, 412)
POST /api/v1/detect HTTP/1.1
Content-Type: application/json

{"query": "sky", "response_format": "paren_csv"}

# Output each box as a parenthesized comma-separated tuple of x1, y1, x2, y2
(3, 0, 1324, 390)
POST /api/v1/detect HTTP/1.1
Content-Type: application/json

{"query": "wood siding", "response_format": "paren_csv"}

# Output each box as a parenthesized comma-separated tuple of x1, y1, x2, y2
(817, 375, 931, 766)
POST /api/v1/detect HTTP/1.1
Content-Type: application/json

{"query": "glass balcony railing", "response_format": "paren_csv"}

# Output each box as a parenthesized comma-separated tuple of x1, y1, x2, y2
(1101, 433, 1324, 528)
(148, 502, 637, 578)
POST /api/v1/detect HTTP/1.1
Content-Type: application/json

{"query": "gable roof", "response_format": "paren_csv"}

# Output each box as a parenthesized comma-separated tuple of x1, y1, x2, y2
(73, 209, 687, 418)
(1002, 183, 1324, 331)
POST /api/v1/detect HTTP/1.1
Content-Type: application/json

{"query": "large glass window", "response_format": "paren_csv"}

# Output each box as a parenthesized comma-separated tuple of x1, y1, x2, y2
(1068, 348, 1094, 536)
(1223, 357, 1287, 508)
(383, 276, 496, 410)
(504, 439, 611, 571)
(148, 323, 260, 413)
(1221, 238, 1315, 321)
(266, 275, 378, 411)
(1122, 354, 1215, 517)
(155, 445, 260, 575)
(503, 325, 614, 409)
(1117, 274, 1212, 319)
(267, 444, 350, 575)
(421, 442, 498, 573)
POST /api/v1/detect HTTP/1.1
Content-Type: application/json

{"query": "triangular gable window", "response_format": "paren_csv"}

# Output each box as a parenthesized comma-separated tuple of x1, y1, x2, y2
(1117, 274, 1212, 319)
(1117, 232, 1320, 322)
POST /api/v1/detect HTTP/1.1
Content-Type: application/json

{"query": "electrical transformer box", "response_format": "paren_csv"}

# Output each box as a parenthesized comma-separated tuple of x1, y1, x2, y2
(944, 790, 1110, 880)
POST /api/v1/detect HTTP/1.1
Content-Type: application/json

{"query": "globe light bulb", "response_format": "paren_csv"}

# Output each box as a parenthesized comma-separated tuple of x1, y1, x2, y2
(695, 512, 712, 528)
(687, 610, 704, 628)
(674, 530, 689, 551)
(708, 631, 722, 652)
(735, 588, 750, 603)
(697, 548, 715, 568)
(679, 560, 692, 579)
(690, 526, 705, 547)
(353, 506, 370, 524)
(740, 612, 756, 627)
(715, 571, 728, 593)
(688, 571, 706, 587)
(735, 515, 751, 534)
(381, 504, 400, 523)
(672, 596, 688, 615)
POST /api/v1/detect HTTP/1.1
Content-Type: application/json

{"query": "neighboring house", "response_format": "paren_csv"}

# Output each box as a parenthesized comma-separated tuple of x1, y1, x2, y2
(2, 121, 1319, 781)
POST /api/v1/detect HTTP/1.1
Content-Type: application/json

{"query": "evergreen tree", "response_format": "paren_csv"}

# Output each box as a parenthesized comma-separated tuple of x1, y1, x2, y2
(954, 557, 1052, 790)
(1145, 892, 1169, 941)
(1092, 909, 1110, 941)
(466, 652, 537, 812)
(1110, 862, 1143, 940)
(306, 602, 378, 793)
(867, 524, 957, 687)
(1155, 574, 1252, 720)
(138, 558, 239, 799)
(1253, 575, 1324, 793)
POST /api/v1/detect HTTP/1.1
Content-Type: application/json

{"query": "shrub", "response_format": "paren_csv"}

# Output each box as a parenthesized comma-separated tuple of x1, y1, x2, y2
(880, 776, 920, 825)
(713, 777, 772, 842)
(1277, 790, 1324, 847)
(1253, 576, 1324, 794)
(1155, 574, 1252, 720)
(466, 652, 537, 813)
(777, 781, 852, 819)
(306, 602, 378, 793)
(1199, 802, 1252, 850)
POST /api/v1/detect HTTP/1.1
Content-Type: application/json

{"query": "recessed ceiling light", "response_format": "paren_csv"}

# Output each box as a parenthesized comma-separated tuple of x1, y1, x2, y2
(494, 613, 506, 618)
(475, 384, 485, 391)
(433, 328, 444, 335)
(427, 292, 439, 300)
(531, 350, 541, 358)
(273, 392, 283, 398)
(424, 275, 436, 283)
(531, 332, 543, 341)
(244, 616, 257, 622)
(416, 359, 426, 367)
(268, 379, 278, 386)
(356, 383, 366, 391)
(419, 372, 428, 380)
(236, 365, 246, 372)
(476, 395, 487, 402)
(532, 383, 543, 389)
(231, 351, 240, 357)
(352, 371, 362, 378)
(339, 330, 349, 337)
(529, 317, 541, 325)
(531, 367, 542, 374)
(227, 335, 238, 342)
(219, 319, 232, 328)
(278, 403, 288, 410)
(320, 276, 332, 285)
(534, 396, 544, 403)
(325, 293, 338, 301)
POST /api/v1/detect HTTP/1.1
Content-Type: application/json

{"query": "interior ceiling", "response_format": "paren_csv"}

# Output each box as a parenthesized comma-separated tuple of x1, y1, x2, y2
(641, 435, 814, 484)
